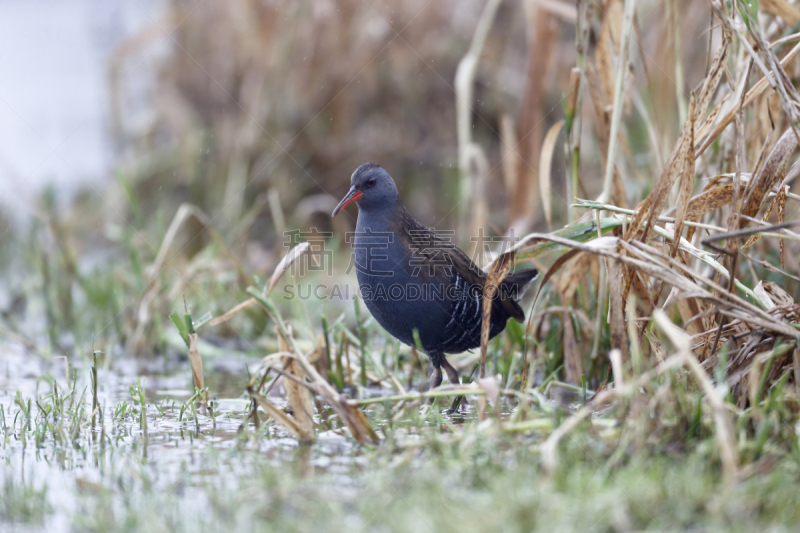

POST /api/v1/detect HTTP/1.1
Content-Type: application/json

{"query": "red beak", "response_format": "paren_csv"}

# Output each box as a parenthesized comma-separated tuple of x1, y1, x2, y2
(331, 186, 363, 217)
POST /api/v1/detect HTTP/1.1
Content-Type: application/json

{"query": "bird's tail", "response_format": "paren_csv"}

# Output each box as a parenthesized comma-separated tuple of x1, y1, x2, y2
(500, 268, 539, 302)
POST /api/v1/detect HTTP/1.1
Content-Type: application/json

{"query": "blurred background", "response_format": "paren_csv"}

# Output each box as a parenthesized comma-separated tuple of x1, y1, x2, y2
(0, 0, 713, 360)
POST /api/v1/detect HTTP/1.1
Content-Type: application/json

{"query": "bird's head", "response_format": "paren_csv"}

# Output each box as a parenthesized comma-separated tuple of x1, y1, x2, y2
(331, 163, 399, 217)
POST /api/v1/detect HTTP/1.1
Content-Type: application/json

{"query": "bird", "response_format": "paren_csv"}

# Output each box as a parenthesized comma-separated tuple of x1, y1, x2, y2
(332, 163, 538, 390)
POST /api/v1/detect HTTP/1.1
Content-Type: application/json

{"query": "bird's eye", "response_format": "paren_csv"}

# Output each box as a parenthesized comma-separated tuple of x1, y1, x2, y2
(367, 177, 376, 187)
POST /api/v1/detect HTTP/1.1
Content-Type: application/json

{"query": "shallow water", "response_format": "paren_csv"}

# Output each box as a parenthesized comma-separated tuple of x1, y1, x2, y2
(0, 341, 379, 531)
(1, 339, 498, 531)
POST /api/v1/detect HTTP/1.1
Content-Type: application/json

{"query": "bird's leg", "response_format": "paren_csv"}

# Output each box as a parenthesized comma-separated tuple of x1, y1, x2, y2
(442, 359, 469, 413)
(429, 352, 444, 394)
(442, 359, 460, 385)
(429, 365, 443, 390)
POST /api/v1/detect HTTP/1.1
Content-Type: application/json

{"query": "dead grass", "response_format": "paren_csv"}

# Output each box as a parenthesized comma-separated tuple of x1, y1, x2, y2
(2, 0, 800, 494)
(126, 0, 800, 482)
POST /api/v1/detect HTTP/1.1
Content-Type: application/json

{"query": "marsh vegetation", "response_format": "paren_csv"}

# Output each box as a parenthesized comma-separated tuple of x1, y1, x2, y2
(3, 0, 800, 531)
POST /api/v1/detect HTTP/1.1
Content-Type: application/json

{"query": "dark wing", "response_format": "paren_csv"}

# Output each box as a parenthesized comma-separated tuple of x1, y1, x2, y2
(396, 208, 484, 283)
(397, 208, 529, 322)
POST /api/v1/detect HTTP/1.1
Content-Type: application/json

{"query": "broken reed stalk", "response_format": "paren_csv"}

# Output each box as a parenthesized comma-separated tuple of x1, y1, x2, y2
(209, 241, 311, 327)
(144, 203, 244, 285)
(568, 205, 768, 306)
(480, 252, 513, 378)
(694, 41, 800, 158)
(566, 0, 589, 222)
(539, 120, 565, 231)
(187, 333, 207, 404)
(599, 0, 636, 204)
(455, 0, 502, 237)
(347, 386, 489, 406)
(276, 324, 315, 441)
(246, 287, 378, 443)
(590, 215, 608, 360)
(351, 376, 547, 409)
